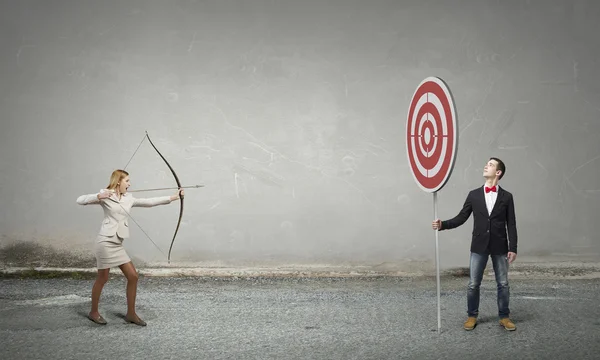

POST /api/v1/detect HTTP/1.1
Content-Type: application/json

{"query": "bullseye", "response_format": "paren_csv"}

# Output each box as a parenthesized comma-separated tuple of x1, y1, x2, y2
(422, 118, 435, 149)
(418, 116, 437, 157)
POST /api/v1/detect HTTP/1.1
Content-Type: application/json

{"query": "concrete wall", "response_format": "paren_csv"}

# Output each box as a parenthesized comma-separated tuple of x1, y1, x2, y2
(1, 0, 599, 270)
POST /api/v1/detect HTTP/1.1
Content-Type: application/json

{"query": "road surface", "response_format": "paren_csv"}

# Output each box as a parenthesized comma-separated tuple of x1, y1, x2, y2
(1, 275, 599, 359)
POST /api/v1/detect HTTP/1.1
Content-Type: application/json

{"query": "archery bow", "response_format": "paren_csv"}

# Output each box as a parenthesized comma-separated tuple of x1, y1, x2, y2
(122, 131, 185, 264)
(144, 131, 184, 264)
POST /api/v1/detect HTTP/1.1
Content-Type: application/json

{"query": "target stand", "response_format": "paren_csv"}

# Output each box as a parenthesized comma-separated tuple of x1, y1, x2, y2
(406, 76, 458, 333)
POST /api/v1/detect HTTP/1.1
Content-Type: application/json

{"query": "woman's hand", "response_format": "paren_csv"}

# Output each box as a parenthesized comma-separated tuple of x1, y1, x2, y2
(170, 188, 185, 201)
(97, 191, 112, 200)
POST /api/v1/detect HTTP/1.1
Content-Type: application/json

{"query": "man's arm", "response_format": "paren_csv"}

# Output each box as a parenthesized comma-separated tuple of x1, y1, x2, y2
(506, 194, 518, 253)
(440, 193, 473, 230)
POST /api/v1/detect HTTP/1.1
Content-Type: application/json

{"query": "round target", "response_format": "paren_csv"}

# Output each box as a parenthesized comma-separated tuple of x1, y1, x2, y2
(406, 77, 458, 193)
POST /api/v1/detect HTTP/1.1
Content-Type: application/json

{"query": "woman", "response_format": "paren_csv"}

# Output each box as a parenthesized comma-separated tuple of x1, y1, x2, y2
(76, 169, 184, 326)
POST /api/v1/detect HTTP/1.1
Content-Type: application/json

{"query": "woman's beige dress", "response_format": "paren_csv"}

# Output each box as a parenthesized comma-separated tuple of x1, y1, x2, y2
(94, 234, 131, 269)
(77, 189, 172, 269)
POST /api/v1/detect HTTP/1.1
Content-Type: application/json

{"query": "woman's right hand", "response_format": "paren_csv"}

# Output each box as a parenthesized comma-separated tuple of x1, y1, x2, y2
(97, 191, 112, 200)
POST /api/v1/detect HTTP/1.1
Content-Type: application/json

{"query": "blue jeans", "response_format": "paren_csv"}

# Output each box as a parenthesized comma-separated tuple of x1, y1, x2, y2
(467, 252, 510, 319)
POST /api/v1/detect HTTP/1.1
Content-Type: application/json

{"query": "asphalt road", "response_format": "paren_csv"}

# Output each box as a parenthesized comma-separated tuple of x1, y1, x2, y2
(1, 276, 599, 359)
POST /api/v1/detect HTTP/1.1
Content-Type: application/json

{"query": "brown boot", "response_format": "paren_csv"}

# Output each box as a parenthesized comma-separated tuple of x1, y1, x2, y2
(499, 318, 516, 331)
(463, 316, 477, 330)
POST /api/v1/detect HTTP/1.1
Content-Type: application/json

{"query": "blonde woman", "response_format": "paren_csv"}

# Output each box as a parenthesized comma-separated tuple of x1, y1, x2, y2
(76, 169, 183, 326)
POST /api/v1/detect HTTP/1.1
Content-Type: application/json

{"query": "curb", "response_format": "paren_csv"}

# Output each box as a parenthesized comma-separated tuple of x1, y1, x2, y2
(2, 262, 600, 279)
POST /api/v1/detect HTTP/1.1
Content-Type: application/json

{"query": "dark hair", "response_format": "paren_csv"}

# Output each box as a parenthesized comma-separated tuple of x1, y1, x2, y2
(490, 157, 505, 180)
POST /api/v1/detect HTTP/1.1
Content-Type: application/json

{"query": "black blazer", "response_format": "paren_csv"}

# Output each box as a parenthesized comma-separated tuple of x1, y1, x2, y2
(441, 186, 518, 255)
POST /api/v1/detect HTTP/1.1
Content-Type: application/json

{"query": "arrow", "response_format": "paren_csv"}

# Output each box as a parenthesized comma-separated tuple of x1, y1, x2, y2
(128, 184, 204, 193)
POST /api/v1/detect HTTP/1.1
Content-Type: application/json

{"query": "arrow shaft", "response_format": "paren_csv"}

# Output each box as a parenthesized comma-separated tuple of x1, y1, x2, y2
(128, 185, 204, 193)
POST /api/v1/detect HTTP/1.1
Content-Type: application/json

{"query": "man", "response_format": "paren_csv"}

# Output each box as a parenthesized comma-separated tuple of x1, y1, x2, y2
(432, 157, 518, 331)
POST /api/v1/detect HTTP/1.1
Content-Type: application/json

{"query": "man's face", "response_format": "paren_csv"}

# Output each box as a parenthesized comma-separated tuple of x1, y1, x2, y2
(483, 160, 499, 179)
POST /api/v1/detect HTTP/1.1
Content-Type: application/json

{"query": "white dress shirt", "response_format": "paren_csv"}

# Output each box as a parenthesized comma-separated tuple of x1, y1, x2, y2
(484, 184, 499, 215)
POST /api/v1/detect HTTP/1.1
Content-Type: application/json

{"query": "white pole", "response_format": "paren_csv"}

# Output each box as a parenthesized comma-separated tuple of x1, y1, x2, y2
(434, 191, 441, 332)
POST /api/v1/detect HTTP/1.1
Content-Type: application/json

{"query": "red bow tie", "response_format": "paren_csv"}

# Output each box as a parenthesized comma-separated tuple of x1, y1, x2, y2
(485, 186, 497, 193)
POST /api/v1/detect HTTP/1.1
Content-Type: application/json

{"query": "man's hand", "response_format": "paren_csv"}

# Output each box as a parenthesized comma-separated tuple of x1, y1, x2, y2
(507, 252, 517, 264)
(432, 219, 442, 230)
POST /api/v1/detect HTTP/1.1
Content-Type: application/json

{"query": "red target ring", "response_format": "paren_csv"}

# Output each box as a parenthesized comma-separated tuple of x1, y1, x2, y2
(406, 77, 458, 193)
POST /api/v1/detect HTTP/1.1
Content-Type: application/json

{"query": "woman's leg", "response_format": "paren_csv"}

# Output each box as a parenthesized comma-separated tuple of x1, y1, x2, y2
(89, 268, 110, 321)
(118, 261, 145, 325)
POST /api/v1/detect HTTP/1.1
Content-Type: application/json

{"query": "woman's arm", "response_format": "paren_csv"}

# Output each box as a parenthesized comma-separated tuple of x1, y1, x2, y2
(131, 189, 183, 207)
(76, 189, 112, 205)
(132, 196, 173, 207)
(76, 193, 101, 205)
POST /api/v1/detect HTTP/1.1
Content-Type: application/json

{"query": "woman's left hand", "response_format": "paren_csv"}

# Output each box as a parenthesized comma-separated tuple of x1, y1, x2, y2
(171, 188, 184, 201)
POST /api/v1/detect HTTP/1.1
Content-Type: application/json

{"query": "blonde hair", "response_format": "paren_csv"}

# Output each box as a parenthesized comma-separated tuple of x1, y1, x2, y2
(106, 169, 129, 190)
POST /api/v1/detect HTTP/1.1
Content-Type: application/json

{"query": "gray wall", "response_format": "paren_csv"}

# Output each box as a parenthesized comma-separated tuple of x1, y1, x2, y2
(1, 0, 599, 269)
